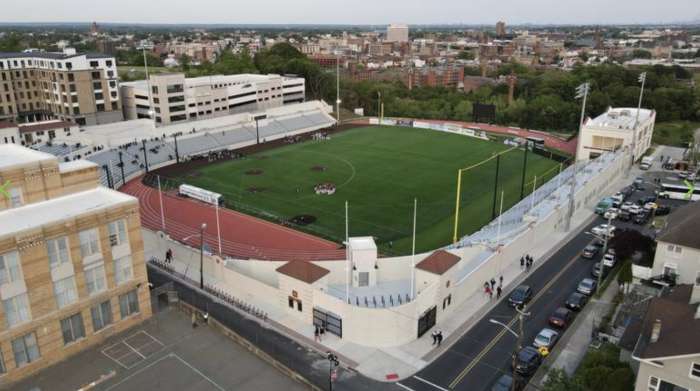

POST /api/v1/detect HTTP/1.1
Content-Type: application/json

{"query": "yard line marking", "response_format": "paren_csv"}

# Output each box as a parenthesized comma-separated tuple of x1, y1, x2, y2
(172, 353, 227, 391)
(104, 353, 174, 391)
(412, 376, 450, 391)
(396, 382, 416, 391)
(448, 243, 588, 388)
(122, 339, 147, 360)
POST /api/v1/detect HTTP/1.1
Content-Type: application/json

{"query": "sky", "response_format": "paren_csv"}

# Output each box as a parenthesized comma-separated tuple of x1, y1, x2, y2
(1, 0, 698, 25)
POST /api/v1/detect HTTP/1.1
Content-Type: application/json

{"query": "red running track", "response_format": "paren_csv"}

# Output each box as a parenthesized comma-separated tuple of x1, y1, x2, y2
(121, 177, 345, 261)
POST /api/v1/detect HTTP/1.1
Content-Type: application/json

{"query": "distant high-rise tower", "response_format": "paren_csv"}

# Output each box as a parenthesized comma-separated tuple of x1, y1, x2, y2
(90, 21, 99, 36)
(496, 21, 506, 37)
(386, 24, 409, 43)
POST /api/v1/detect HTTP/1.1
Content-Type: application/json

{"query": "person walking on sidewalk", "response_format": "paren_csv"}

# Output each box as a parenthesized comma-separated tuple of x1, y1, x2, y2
(437, 331, 443, 346)
(499, 275, 504, 287)
(497, 285, 502, 299)
(314, 326, 320, 343)
(490, 278, 496, 290)
(431, 330, 437, 345)
(520, 256, 525, 269)
(165, 248, 173, 263)
(487, 286, 493, 300)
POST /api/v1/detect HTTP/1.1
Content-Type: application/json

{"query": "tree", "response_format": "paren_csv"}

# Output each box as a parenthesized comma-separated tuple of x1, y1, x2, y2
(617, 260, 633, 285)
(457, 50, 475, 60)
(542, 369, 586, 391)
(0, 33, 23, 52)
(631, 49, 652, 59)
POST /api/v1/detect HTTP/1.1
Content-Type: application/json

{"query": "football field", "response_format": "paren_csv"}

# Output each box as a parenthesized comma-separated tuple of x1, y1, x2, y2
(170, 126, 560, 255)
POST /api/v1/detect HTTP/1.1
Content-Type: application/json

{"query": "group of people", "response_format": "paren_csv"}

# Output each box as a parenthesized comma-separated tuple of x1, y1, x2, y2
(431, 329, 444, 346)
(312, 132, 331, 141)
(483, 276, 504, 300)
(314, 182, 337, 195)
(520, 254, 535, 271)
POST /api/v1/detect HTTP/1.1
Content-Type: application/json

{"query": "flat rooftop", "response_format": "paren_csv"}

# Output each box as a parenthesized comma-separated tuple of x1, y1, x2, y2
(0, 187, 136, 238)
(586, 108, 654, 130)
(0, 144, 56, 170)
(121, 73, 291, 91)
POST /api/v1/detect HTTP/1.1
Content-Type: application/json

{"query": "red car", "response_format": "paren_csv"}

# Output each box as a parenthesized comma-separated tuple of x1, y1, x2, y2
(548, 307, 574, 329)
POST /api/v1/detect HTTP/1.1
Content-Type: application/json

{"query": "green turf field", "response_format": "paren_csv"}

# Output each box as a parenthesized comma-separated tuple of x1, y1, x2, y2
(171, 126, 560, 255)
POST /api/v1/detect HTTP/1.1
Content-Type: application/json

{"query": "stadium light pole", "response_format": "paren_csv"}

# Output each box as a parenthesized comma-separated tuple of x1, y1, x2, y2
(377, 91, 381, 121)
(118, 151, 126, 186)
(199, 223, 207, 290)
(336, 52, 341, 125)
(452, 168, 463, 244)
(629, 72, 647, 174)
(565, 82, 590, 232)
(411, 198, 417, 299)
(491, 154, 501, 220)
(519, 140, 530, 200)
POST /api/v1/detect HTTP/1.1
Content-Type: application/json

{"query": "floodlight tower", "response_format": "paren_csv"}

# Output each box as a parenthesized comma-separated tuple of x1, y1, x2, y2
(564, 82, 590, 232)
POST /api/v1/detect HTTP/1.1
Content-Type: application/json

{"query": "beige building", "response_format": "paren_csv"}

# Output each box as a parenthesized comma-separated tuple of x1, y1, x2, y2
(577, 107, 656, 161)
(120, 72, 305, 126)
(0, 144, 151, 385)
(386, 24, 409, 43)
(0, 49, 123, 126)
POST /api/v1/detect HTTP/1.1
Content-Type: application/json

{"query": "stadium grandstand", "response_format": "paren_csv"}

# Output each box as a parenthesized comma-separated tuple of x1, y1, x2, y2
(30, 100, 336, 188)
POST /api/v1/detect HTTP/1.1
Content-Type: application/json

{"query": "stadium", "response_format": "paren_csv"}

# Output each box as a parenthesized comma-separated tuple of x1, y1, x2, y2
(32, 100, 572, 260)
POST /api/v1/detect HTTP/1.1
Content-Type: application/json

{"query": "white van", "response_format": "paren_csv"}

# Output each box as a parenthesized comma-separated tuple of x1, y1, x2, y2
(640, 156, 653, 170)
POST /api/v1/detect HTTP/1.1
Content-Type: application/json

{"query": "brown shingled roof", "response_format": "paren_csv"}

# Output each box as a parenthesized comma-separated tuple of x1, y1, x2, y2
(276, 261, 329, 284)
(633, 285, 700, 359)
(657, 202, 700, 249)
(415, 250, 461, 275)
(18, 121, 74, 134)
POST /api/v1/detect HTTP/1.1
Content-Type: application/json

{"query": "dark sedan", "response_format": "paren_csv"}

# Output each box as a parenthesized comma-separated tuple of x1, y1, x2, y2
(508, 285, 533, 308)
(548, 307, 574, 329)
(581, 245, 598, 259)
(513, 346, 543, 377)
(565, 292, 588, 311)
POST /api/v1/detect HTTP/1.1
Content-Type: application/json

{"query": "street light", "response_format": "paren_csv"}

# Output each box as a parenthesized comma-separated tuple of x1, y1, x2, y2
(629, 72, 647, 174)
(185, 223, 208, 289)
(489, 305, 530, 391)
(565, 82, 590, 232)
(326, 352, 339, 391)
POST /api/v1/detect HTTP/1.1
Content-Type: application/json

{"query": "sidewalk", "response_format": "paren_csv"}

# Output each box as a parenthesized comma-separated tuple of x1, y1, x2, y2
(141, 168, 636, 382)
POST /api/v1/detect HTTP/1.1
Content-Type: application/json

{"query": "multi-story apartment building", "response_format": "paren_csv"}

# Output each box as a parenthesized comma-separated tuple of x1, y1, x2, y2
(386, 24, 409, 43)
(0, 49, 123, 126)
(407, 65, 465, 90)
(120, 72, 305, 125)
(577, 107, 656, 161)
(0, 144, 151, 384)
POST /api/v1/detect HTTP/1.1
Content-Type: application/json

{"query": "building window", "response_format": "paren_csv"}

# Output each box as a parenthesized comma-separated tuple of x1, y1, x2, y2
(0, 251, 22, 285)
(79, 228, 101, 258)
(89, 61, 99, 68)
(108, 219, 128, 247)
(46, 236, 70, 270)
(60, 312, 85, 345)
(53, 276, 78, 308)
(90, 300, 113, 331)
(9, 187, 23, 207)
(91, 71, 101, 79)
(691, 363, 700, 380)
(84, 263, 106, 295)
(119, 290, 139, 318)
(648, 376, 659, 391)
(114, 255, 133, 285)
(3, 293, 31, 327)
(12, 332, 40, 367)
(695, 271, 700, 287)
(0, 350, 5, 374)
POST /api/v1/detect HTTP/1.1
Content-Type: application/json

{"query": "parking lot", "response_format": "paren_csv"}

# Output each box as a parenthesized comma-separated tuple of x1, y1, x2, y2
(6, 304, 308, 391)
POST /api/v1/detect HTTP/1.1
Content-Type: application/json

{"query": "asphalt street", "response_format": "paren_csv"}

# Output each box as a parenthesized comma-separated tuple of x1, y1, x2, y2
(395, 170, 688, 391)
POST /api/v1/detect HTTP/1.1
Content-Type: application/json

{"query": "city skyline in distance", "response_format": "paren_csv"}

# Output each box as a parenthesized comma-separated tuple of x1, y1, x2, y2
(0, 0, 698, 26)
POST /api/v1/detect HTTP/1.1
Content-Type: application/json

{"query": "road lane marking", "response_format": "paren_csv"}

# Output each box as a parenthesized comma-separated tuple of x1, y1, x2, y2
(448, 243, 589, 388)
(413, 376, 451, 391)
(396, 382, 416, 391)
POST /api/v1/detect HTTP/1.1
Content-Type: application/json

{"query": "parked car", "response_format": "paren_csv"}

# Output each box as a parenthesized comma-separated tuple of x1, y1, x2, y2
(633, 177, 645, 190)
(548, 307, 574, 329)
(656, 190, 670, 199)
(655, 205, 671, 216)
(617, 210, 632, 222)
(591, 224, 616, 237)
(513, 346, 543, 377)
(591, 262, 607, 278)
(565, 292, 588, 311)
(644, 202, 658, 211)
(621, 186, 635, 197)
(490, 374, 521, 391)
(637, 195, 657, 205)
(533, 328, 560, 350)
(603, 253, 616, 267)
(582, 245, 599, 259)
(604, 207, 620, 220)
(577, 278, 597, 295)
(628, 204, 642, 215)
(634, 211, 649, 225)
(508, 285, 533, 308)
(620, 201, 634, 212)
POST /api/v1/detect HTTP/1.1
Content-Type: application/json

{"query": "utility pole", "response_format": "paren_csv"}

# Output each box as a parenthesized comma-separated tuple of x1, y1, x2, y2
(173, 134, 180, 163)
(199, 223, 207, 290)
(142, 139, 149, 173)
(118, 151, 126, 186)
(326, 352, 339, 391)
(565, 82, 590, 232)
(519, 140, 530, 199)
(492, 154, 501, 220)
(596, 215, 612, 295)
(336, 53, 341, 125)
(629, 72, 647, 175)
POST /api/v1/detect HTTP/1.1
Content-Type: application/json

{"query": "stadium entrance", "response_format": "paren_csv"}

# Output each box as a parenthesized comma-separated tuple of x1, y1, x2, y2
(313, 307, 343, 338)
(417, 306, 437, 338)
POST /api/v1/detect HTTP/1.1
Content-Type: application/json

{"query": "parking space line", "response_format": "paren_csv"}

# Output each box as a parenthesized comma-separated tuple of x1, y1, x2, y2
(123, 340, 147, 360)
(171, 353, 227, 391)
(104, 354, 174, 391)
(396, 382, 416, 391)
(412, 376, 450, 391)
(139, 330, 165, 347)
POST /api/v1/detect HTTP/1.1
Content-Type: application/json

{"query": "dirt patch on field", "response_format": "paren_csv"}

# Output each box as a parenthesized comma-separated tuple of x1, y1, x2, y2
(246, 186, 266, 193)
(290, 214, 317, 226)
(245, 169, 264, 176)
(310, 165, 326, 172)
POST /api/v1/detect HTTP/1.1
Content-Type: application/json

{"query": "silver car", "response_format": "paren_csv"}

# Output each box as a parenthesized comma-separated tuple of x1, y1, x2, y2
(577, 278, 597, 296)
(533, 328, 559, 349)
